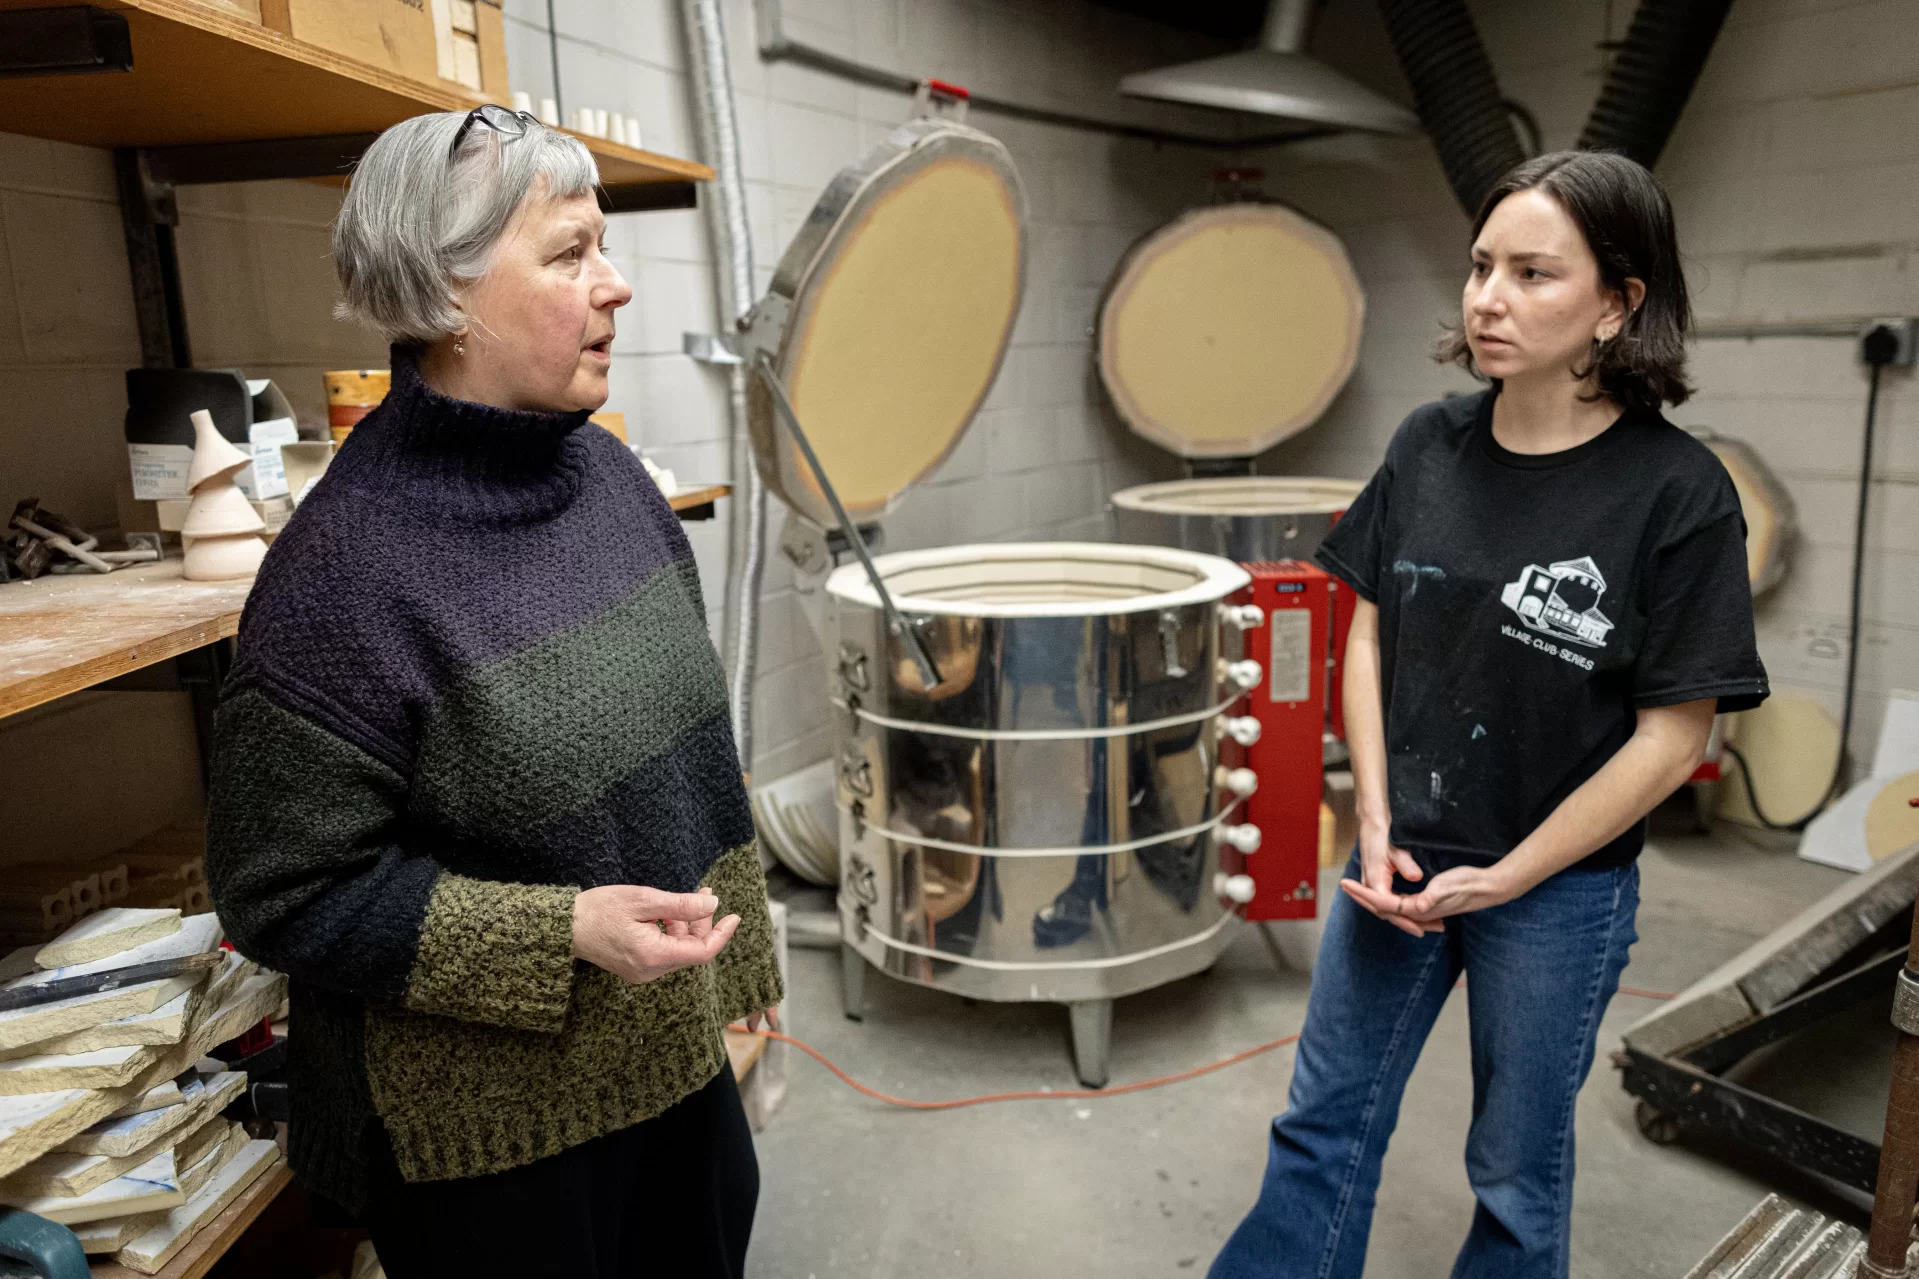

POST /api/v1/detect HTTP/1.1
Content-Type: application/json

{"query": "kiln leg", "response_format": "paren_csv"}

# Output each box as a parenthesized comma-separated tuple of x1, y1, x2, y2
(840, 943, 866, 1022)
(1068, 998, 1112, 1089)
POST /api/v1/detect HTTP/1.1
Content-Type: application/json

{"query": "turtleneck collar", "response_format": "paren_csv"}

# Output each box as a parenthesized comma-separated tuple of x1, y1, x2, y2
(332, 346, 596, 524)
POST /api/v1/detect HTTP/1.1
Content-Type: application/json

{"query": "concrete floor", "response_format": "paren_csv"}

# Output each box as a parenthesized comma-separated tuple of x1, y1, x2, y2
(750, 814, 1870, 1278)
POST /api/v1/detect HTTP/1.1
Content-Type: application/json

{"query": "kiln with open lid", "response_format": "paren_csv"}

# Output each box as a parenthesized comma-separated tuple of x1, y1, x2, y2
(734, 107, 1268, 1086)
(1099, 191, 1368, 563)
(1096, 187, 1374, 939)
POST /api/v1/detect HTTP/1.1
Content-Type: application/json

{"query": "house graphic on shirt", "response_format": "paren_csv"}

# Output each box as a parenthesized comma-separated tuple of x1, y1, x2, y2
(1500, 555, 1616, 648)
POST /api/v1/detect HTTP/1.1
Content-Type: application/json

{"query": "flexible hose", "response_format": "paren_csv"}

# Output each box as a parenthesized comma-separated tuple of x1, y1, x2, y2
(1374, 0, 1525, 217)
(1577, 0, 1736, 168)
(725, 987, 1673, 1111)
(1720, 339, 1894, 832)
(683, 0, 767, 770)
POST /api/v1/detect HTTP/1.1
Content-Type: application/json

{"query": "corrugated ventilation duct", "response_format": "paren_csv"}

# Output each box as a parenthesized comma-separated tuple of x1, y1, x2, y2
(1578, 0, 1737, 167)
(1374, 0, 1525, 217)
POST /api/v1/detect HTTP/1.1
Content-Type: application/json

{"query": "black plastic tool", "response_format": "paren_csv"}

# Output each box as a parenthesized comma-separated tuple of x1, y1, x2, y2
(0, 950, 223, 1013)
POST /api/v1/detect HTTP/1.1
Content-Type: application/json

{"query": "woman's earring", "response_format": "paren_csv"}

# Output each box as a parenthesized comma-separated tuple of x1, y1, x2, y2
(453, 338, 466, 356)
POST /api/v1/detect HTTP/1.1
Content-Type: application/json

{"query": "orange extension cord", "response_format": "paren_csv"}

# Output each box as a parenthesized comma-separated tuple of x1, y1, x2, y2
(728, 985, 1676, 1112)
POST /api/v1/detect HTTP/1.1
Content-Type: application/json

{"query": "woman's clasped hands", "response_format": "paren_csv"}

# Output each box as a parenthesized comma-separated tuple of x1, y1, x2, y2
(1337, 818, 1521, 938)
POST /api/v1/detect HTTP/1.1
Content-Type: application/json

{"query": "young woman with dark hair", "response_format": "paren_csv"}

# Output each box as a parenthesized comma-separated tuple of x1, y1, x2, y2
(1210, 150, 1768, 1279)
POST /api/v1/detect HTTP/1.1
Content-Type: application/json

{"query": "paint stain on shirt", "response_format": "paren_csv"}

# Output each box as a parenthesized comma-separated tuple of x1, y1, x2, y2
(1393, 560, 1447, 599)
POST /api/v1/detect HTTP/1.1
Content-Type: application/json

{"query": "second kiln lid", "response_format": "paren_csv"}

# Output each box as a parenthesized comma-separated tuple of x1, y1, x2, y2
(1098, 202, 1363, 459)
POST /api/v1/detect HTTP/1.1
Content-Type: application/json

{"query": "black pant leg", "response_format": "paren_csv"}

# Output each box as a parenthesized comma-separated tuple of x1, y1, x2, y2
(615, 1066, 760, 1279)
(361, 1123, 610, 1279)
(360, 1067, 757, 1279)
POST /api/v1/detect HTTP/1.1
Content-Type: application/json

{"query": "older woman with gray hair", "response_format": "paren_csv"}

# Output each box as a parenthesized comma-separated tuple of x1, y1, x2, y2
(204, 105, 782, 1279)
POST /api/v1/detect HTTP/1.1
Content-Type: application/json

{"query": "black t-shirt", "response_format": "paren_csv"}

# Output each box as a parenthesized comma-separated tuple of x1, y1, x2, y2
(1315, 389, 1769, 870)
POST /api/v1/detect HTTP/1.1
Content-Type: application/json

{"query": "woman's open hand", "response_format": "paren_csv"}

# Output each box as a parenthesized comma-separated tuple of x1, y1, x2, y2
(572, 884, 739, 985)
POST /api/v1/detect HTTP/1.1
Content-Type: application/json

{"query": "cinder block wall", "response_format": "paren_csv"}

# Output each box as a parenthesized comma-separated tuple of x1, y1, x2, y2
(1258, 0, 1919, 775)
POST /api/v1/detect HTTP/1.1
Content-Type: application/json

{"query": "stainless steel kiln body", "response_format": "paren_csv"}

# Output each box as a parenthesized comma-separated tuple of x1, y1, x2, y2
(1110, 476, 1364, 563)
(827, 550, 1252, 1024)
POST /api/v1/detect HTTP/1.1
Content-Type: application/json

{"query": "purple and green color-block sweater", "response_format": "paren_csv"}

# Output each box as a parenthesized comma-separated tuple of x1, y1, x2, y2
(206, 350, 781, 1211)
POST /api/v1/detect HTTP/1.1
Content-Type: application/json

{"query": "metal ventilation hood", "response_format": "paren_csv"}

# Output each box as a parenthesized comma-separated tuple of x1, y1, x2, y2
(1119, 0, 1420, 135)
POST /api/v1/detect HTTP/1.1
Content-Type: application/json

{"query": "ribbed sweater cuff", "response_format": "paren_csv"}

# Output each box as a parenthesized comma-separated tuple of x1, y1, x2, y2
(406, 875, 579, 1034)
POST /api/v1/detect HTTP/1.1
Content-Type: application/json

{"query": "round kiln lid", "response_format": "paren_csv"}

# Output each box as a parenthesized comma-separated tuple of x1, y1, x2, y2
(1112, 475, 1364, 517)
(1098, 202, 1363, 459)
(826, 542, 1250, 618)
(1688, 430, 1795, 596)
(748, 118, 1026, 527)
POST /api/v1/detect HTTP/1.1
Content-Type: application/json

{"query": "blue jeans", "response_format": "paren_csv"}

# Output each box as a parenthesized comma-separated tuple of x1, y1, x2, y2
(1211, 852, 1639, 1279)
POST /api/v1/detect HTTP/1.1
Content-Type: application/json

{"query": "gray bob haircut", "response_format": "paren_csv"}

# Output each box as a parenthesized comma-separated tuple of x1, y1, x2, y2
(333, 110, 598, 343)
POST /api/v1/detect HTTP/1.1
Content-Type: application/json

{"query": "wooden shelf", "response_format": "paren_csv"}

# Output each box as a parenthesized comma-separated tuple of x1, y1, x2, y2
(0, 559, 251, 721)
(89, 1161, 294, 1279)
(0, 0, 711, 193)
(667, 483, 731, 520)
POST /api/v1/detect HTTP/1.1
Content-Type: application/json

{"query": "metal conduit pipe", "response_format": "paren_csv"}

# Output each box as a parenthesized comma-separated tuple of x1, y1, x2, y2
(1578, 0, 1736, 169)
(683, 0, 768, 771)
(1374, 0, 1525, 218)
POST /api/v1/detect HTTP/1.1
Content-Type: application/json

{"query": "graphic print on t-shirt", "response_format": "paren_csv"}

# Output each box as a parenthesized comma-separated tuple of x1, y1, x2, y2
(1499, 555, 1615, 648)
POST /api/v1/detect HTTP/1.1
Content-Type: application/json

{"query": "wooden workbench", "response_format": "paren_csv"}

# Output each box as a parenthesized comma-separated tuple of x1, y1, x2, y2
(0, 560, 251, 720)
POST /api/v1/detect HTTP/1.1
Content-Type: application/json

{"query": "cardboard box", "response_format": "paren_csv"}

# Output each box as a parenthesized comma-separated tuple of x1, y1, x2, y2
(476, 0, 507, 97)
(260, 0, 440, 86)
(430, 0, 508, 96)
(124, 371, 299, 503)
(282, 442, 335, 505)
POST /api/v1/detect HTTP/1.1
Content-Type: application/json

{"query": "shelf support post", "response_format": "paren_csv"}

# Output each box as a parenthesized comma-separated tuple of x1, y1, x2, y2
(112, 148, 190, 369)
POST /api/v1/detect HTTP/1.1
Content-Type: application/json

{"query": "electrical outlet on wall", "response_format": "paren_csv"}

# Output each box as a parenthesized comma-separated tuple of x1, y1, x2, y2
(1864, 317, 1917, 367)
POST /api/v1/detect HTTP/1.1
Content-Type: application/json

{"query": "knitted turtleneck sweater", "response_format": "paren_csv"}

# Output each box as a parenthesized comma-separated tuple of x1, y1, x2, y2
(206, 350, 781, 1212)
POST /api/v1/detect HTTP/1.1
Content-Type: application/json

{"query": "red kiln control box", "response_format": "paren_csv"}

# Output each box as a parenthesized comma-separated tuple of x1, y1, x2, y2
(1226, 561, 1330, 921)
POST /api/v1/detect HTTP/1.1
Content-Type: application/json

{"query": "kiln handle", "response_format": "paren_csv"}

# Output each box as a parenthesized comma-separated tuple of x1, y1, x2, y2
(749, 352, 943, 690)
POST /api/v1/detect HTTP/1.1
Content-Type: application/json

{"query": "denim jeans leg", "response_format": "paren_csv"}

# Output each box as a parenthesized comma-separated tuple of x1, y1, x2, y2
(1449, 866, 1640, 1279)
(1211, 856, 1461, 1279)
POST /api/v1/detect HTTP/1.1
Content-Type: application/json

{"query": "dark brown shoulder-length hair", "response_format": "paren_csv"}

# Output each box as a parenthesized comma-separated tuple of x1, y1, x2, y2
(1436, 150, 1693, 414)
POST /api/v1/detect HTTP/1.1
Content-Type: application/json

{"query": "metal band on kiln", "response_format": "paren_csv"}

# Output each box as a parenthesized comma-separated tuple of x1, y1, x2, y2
(841, 795, 1247, 859)
(832, 693, 1243, 742)
(859, 910, 1238, 973)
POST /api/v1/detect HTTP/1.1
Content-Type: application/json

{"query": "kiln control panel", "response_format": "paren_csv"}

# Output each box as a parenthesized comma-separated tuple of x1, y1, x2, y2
(1224, 561, 1330, 922)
